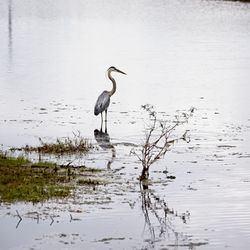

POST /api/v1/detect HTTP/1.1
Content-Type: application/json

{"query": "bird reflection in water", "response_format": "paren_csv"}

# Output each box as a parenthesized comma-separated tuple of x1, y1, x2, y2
(94, 128, 116, 169)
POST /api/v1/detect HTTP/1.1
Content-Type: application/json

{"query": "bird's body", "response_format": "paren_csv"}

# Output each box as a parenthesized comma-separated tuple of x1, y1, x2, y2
(94, 90, 110, 116)
(94, 66, 126, 130)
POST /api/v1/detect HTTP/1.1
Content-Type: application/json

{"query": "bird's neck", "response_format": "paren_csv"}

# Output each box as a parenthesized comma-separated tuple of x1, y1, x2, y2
(108, 71, 116, 96)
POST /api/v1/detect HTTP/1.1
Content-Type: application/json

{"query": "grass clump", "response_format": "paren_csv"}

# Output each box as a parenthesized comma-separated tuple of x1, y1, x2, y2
(11, 131, 92, 155)
(0, 152, 73, 203)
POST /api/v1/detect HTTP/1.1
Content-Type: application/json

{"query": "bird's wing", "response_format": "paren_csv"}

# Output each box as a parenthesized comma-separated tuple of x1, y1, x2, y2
(94, 91, 110, 115)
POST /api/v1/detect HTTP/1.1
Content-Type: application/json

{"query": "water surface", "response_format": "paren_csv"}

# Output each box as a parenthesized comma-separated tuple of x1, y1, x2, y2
(1, 0, 250, 249)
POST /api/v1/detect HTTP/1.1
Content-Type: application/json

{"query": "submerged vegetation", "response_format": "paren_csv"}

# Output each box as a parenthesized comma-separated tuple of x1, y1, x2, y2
(0, 152, 102, 203)
(11, 131, 92, 155)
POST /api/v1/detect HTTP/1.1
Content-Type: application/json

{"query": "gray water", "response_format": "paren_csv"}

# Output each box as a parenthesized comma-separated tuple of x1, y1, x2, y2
(1, 0, 250, 249)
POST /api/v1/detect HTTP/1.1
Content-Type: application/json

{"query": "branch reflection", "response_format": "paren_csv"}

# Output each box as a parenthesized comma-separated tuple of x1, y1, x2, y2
(140, 184, 190, 248)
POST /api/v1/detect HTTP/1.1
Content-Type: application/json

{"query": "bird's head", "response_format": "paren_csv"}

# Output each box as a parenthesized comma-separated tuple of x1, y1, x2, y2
(108, 66, 126, 75)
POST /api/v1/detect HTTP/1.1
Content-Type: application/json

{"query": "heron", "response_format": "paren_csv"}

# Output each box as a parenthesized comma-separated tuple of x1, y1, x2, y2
(94, 66, 126, 130)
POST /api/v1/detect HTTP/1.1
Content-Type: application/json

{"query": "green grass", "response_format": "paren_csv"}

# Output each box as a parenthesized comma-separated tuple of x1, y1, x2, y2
(0, 153, 72, 202)
(0, 152, 103, 203)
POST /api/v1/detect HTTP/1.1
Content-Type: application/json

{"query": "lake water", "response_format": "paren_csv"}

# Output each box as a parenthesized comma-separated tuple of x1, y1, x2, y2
(1, 0, 250, 249)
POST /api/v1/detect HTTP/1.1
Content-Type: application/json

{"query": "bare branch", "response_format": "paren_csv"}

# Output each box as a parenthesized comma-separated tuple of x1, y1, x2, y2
(131, 105, 194, 180)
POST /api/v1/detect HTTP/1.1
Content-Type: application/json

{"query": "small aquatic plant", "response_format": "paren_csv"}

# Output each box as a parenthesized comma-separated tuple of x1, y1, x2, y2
(131, 104, 194, 181)
(11, 131, 92, 155)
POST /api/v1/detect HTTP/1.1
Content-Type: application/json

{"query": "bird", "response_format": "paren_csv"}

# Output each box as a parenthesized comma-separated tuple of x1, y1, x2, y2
(94, 66, 126, 130)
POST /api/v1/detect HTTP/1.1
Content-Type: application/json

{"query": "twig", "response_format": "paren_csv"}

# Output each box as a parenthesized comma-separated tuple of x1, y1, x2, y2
(15, 210, 22, 229)
(50, 216, 54, 226)
(69, 213, 80, 222)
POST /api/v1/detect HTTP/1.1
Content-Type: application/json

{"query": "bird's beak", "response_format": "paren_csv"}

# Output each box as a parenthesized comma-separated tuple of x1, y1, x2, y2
(116, 68, 127, 75)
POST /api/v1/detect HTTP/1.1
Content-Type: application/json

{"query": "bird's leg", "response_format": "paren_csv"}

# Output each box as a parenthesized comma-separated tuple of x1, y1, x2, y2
(105, 110, 108, 133)
(100, 113, 103, 132)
